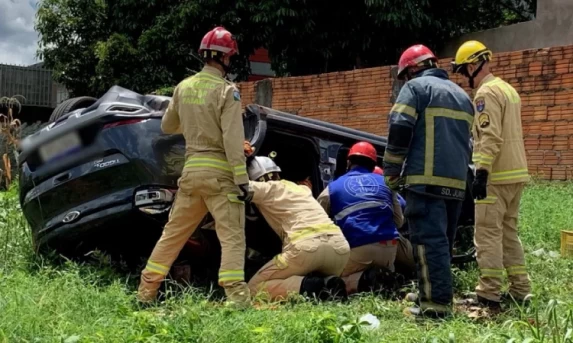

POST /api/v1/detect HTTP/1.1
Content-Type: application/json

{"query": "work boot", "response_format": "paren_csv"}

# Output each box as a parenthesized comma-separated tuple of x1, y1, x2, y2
(357, 266, 405, 298)
(321, 276, 348, 301)
(404, 305, 451, 320)
(224, 283, 251, 310)
(300, 275, 325, 299)
(502, 293, 533, 307)
(403, 293, 451, 319)
(460, 292, 501, 310)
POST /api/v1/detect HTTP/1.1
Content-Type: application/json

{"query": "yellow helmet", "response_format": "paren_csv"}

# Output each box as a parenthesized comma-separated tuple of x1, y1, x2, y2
(451, 40, 493, 73)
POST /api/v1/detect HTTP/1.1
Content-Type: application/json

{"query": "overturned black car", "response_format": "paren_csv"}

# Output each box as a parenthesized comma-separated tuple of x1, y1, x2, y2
(17, 85, 476, 281)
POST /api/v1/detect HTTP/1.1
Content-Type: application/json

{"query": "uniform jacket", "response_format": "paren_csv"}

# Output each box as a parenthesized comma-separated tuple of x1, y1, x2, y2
(317, 167, 403, 248)
(383, 68, 474, 200)
(249, 179, 345, 249)
(161, 65, 248, 185)
(472, 74, 530, 185)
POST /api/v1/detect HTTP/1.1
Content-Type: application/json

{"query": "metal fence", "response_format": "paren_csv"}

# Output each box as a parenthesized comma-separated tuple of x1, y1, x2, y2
(0, 63, 63, 108)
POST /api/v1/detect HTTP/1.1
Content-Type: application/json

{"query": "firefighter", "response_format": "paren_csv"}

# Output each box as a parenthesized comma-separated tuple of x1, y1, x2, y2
(137, 27, 251, 308)
(246, 155, 351, 301)
(384, 44, 474, 318)
(316, 142, 405, 295)
(452, 40, 532, 309)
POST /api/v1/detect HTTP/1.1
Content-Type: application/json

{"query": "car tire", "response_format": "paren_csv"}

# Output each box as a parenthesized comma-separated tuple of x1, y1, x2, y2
(49, 96, 97, 123)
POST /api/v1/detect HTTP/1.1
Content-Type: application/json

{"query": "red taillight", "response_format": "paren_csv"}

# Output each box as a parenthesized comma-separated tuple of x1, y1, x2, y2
(103, 118, 146, 129)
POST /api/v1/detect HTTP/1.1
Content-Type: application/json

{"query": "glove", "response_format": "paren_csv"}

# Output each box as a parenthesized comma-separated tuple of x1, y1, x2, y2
(384, 175, 404, 191)
(244, 140, 255, 157)
(472, 169, 488, 200)
(237, 183, 254, 202)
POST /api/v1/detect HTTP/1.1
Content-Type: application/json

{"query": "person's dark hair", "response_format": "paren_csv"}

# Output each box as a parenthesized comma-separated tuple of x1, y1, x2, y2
(348, 155, 375, 172)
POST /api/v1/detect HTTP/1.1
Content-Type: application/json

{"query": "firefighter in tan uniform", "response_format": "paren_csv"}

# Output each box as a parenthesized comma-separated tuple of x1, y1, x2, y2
(245, 155, 351, 301)
(137, 27, 251, 308)
(453, 40, 532, 309)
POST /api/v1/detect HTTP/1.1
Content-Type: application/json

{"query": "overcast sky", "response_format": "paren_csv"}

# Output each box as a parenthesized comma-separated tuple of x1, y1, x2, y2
(0, 0, 40, 66)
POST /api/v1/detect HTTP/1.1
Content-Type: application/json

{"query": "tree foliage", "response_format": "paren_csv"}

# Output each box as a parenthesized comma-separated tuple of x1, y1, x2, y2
(35, 0, 536, 97)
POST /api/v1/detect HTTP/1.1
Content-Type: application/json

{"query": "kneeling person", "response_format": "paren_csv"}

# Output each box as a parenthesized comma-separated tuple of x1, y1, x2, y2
(246, 156, 351, 301)
(318, 142, 404, 295)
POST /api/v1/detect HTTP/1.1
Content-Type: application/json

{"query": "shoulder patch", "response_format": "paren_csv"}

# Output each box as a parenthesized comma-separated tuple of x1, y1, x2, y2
(478, 113, 490, 128)
(233, 89, 241, 101)
(475, 97, 485, 113)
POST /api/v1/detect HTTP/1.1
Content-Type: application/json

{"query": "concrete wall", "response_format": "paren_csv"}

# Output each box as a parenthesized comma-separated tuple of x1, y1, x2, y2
(440, 0, 573, 58)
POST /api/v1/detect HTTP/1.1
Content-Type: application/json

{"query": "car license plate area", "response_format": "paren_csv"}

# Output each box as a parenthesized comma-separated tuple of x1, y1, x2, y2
(39, 131, 83, 164)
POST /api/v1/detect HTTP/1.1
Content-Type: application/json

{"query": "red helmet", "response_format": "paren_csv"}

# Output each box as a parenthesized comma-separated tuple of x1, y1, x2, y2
(199, 26, 239, 58)
(348, 141, 377, 162)
(397, 44, 438, 80)
(373, 166, 384, 175)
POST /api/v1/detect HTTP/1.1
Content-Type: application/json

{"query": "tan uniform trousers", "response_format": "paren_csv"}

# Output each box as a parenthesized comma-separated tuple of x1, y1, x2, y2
(138, 170, 250, 306)
(341, 240, 398, 294)
(475, 182, 531, 302)
(248, 233, 350, 301)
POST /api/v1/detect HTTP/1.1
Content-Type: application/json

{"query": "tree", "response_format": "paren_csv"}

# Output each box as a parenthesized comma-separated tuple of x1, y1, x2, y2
(35, 0, 536, 97)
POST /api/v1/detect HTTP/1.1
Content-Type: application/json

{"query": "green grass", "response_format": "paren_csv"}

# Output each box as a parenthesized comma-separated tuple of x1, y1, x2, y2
(2, 182, 573, 343)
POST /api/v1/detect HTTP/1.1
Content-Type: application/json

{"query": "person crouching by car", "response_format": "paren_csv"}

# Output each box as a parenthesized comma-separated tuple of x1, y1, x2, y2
(244, 154, 351, 302)
(317, 141, 405, 296)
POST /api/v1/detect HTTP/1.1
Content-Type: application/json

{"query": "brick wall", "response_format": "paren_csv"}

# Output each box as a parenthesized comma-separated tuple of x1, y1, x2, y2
(238, 45, 573, 180)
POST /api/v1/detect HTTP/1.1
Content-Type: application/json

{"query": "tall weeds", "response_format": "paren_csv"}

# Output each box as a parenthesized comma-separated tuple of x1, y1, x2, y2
(0, 95, 24, 190)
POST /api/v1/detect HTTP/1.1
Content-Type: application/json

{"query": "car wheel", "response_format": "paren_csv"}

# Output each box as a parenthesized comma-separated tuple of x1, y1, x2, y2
(49, 96, 97, 123)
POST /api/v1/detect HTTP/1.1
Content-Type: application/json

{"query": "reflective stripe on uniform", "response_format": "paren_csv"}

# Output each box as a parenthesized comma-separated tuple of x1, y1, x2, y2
(144, 260, 170, 276)
(333, 201, 390, 221)
(184, 157, 232, 172)
(195, 72, 225, 83)
(289, 223, 341, 244)
(473, 153, 494, 166)
(490, 169, 529, 182)
(405, 175, 465, 190)
(227, 193, 244, 204)
(218, 269, 245, 284)
(475, 196, 498, 204)
(480, 268, 504, 278)
(506, 265, 528, 276)
(233, 164, 247, 177)
(383, 151, 405, 164)
(273, 254, 288, 269)
(391, 103, 417, 119)
(424, 107, 474, 178)
(425, 108, 474, 127)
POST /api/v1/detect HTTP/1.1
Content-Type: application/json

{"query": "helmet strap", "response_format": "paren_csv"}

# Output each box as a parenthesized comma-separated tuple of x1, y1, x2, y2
(468, 60, 486, 89)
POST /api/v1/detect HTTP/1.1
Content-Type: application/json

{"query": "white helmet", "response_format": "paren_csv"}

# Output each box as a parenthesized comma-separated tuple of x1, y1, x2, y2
(248, 154, 281, 181)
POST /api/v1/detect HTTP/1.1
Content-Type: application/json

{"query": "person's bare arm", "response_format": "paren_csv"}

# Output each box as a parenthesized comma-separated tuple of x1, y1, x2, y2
(317, 186, 331, 216)
(392, 192, 404, 228)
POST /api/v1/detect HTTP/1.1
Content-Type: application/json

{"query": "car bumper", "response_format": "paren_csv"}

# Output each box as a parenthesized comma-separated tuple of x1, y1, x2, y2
(34, 188, 169, 257)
